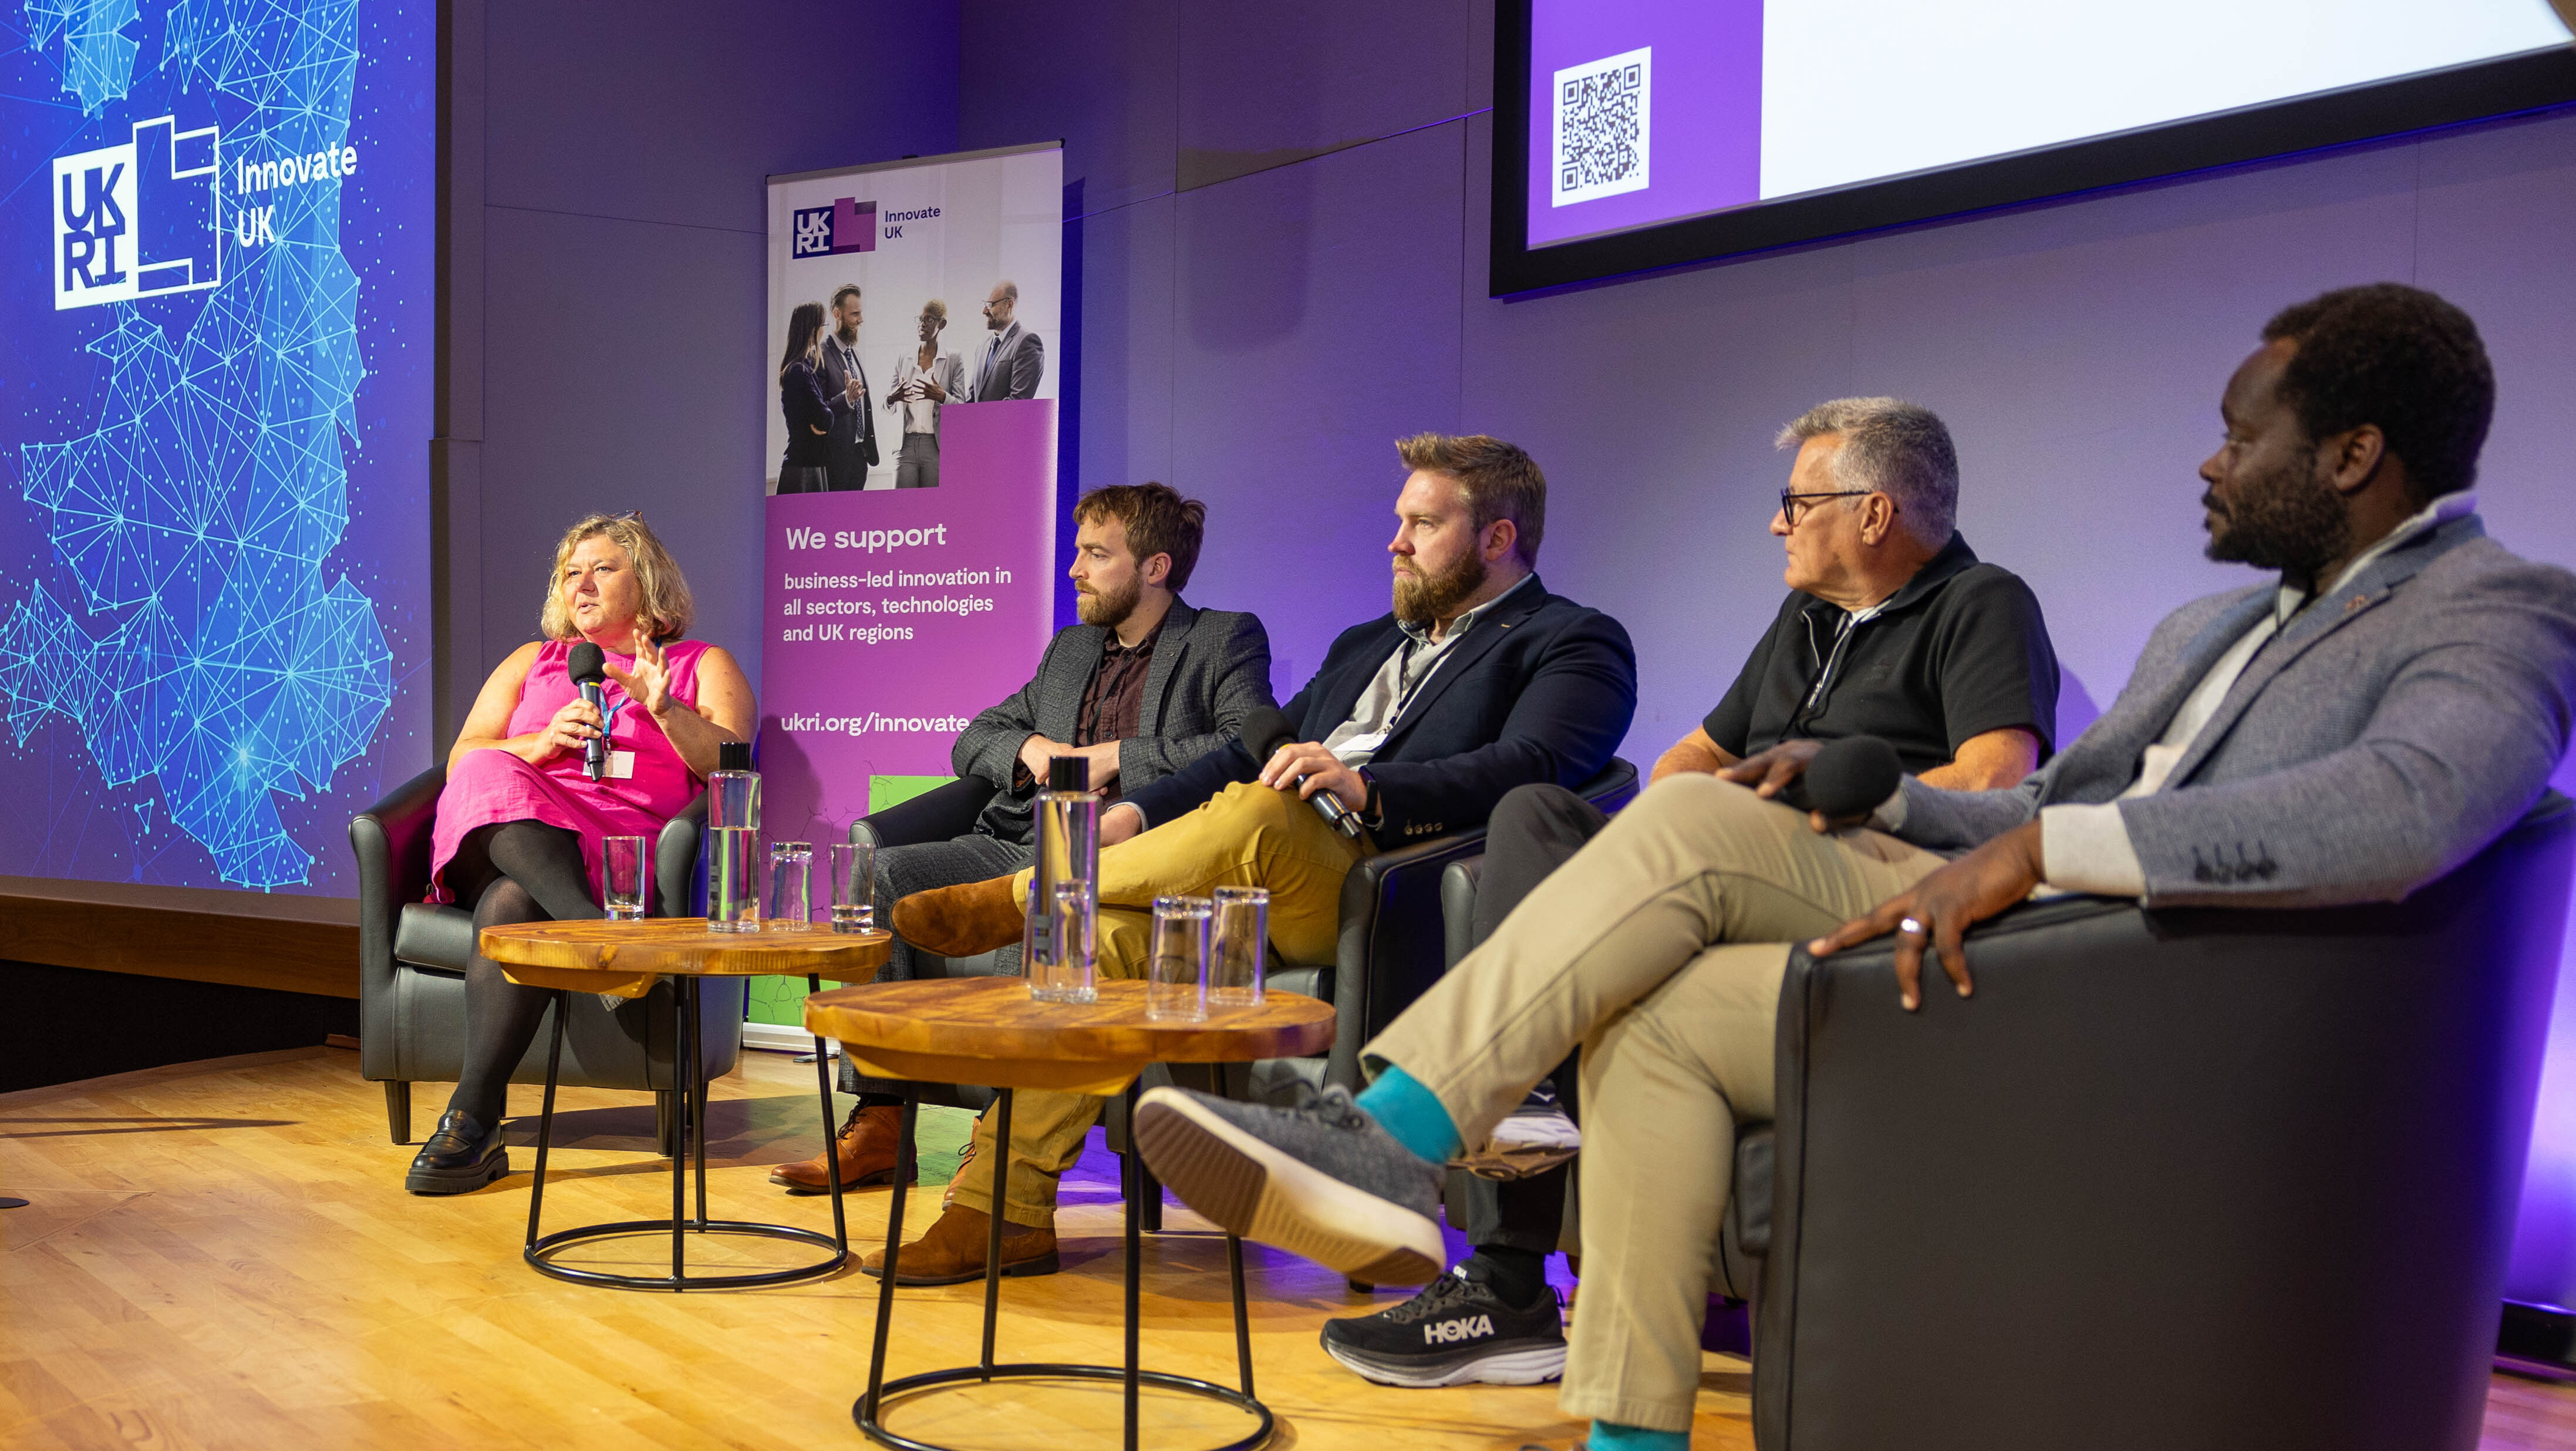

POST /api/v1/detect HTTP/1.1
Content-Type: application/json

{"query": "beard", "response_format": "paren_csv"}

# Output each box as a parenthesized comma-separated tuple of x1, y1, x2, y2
(1077, 572, 1143, 629)
(1392, 548, 1489, 628)
(2203, 445, 2351, 585)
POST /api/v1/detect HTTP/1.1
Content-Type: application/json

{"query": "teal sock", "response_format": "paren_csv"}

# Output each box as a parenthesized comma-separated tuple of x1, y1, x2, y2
(1353, 1065, 1461, 1164)
(1587, 1422, 1688, 1451)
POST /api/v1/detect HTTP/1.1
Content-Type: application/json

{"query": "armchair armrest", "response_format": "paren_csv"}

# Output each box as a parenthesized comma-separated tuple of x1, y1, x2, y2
(1320, 756, 1644, 1090)
(1439, 856, 1484, 969)
(655, 790, 707, 917)
(855, 776, 998, 850)
(1327, 826, 1495, 1088)
(349, 764, 448, 1080)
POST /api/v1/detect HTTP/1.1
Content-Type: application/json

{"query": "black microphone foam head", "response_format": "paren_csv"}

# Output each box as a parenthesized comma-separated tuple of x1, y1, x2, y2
(1236, 706, 1300, 763)
(566, 641, 608, 686)
(1802, 735, 1905, 819)
(1048, 755, 1090, 792)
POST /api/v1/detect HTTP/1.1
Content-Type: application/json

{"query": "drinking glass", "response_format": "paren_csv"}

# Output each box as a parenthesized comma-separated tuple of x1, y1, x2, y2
(829, 841, 876, 934)
(1147, 896, 1212, 1022)
(601, 835, 649, 920)
(1039, 878, 1098, 1005)
(1209, 886, 1268, 1008)
(766, 840, 814, 930)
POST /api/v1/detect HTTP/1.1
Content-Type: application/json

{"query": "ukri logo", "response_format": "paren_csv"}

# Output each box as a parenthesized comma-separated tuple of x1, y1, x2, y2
(54, 116, 222, 311)
(790, 197, 878, 258)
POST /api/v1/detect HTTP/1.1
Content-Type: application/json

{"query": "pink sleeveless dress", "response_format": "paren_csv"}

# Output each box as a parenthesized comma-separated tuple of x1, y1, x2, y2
(429, 638, 712, 905)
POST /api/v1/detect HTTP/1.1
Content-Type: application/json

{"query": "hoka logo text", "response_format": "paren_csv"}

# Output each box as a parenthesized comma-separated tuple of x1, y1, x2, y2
(1424, 1314, 1493, 1344)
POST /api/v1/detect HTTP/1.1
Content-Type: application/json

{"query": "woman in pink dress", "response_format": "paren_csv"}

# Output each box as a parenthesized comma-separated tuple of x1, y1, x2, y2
(407, 513, 755, 1194)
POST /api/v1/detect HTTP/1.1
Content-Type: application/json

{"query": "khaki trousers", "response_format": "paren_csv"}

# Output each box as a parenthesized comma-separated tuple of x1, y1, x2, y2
(1367, 773, 1946, 1433)
(949, 781, 1373, 1226)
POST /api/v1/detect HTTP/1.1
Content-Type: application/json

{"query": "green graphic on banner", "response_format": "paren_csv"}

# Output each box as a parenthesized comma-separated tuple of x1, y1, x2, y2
(743, 774, 962, 1027)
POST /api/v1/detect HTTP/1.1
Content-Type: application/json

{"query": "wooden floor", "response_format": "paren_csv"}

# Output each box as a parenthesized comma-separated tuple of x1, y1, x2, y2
(2, 1045, 2571, 1450)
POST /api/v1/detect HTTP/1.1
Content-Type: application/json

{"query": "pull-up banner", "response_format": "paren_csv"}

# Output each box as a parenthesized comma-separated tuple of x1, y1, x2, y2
(759, 143, 1064, 844)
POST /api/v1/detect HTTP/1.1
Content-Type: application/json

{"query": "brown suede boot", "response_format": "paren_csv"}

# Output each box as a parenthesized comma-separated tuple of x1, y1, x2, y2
(768, 1103, 909, 1194)
(859, 1203, 1058, 1285)
(891, 875, 1025, 957)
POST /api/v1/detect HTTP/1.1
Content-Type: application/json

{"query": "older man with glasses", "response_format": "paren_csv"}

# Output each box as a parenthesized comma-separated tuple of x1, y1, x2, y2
(1310, 396, 2063, 1392)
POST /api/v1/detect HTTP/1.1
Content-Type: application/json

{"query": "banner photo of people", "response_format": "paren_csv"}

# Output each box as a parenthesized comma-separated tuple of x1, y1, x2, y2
(758, 143, 1062, 940)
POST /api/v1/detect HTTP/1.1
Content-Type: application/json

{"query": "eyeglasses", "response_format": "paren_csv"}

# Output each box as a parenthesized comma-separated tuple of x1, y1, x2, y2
(1777, 489, 1883, 527)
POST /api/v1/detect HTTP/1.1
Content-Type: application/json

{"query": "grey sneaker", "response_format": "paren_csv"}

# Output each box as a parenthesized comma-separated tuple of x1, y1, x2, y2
(1133, 1084, 1446, 1285)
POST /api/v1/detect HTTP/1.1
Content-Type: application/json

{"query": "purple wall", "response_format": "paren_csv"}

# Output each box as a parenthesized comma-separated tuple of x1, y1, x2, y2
(956, 5, 2576, 1307)
(444, 0, 962, 719)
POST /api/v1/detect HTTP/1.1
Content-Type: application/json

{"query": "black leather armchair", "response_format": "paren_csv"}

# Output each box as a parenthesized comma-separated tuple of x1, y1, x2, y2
(1263, 756, 1642, 1101)
(348, 764, 744, 1148)
(849, 776, 1010, 1113)
(1745, 793, 2575, 1451)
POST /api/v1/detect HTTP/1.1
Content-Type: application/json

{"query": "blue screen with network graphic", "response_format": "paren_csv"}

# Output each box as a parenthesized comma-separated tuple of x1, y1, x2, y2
(1, 0, 432, 895)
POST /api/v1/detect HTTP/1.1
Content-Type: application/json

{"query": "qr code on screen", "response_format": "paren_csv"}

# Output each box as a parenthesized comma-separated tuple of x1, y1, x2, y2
(1551, 46, 1651, 207)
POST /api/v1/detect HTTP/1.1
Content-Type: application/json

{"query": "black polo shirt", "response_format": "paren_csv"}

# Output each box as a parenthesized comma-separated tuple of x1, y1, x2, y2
(1702, 533, 2059, 776)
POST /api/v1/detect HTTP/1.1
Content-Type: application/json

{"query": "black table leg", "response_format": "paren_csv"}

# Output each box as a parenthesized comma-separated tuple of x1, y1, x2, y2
(522, 975, 844, 1294)
(1229, 1234, 1255, 1399)
(980, 1089, 1013, 1380)
(850, 1075, 1273, 1450)
(810, 975, 848, 1257)
(864, 1092, 919, 1425)
(670, 974, 692, 1287)
(1125, 1081, 1142, 1451)
(688, 978, 710, 1230)
(524, 991, 568, 1252)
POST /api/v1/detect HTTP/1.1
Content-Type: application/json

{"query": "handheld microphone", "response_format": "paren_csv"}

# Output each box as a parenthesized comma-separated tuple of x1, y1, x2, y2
(1778, 735, 1904, 820)
(1238, 706, 1365, 841)
(567, 642, 610, 782)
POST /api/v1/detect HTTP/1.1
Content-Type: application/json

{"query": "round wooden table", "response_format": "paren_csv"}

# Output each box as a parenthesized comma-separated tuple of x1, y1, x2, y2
(804, 977, 1335, 1451)
(479, 919, 891, 1292)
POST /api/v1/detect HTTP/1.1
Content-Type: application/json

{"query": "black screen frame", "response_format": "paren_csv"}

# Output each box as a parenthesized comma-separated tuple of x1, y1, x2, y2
(1491, 1, 2576, 297)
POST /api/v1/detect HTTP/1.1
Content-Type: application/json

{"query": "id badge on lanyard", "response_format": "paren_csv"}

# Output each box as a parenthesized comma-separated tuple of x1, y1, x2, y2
(601, 696, 635, 779)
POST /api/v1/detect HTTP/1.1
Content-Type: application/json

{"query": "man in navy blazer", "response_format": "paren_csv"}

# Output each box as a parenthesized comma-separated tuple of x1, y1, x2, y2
(869, 433, 1638, 1282)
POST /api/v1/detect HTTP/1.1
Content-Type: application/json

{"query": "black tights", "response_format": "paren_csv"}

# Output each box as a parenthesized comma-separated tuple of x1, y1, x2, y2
(443, 820, 598, 1130)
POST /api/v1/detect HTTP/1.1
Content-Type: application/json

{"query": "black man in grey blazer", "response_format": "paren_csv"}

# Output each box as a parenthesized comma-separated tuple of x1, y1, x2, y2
(772, 483, 1273, 1194)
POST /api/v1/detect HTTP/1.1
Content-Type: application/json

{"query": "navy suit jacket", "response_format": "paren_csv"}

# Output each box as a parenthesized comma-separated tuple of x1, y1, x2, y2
(1123, 575, 1637, 843)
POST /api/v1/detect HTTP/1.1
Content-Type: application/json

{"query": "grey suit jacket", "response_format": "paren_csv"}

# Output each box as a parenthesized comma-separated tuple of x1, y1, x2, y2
(1894, 514, 2576, 907)
(969, 323, 1044, 402)
(952, 598, 1274, 845)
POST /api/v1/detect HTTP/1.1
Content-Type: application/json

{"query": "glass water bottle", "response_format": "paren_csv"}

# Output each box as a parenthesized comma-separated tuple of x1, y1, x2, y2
(707, 740, 761, 933)
(1024, 755, 1099, 1002)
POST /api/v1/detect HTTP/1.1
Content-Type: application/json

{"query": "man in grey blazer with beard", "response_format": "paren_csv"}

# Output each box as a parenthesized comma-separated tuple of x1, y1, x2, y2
(1127, 284, 2576, 1448)
(771, 481, 1273, 1195)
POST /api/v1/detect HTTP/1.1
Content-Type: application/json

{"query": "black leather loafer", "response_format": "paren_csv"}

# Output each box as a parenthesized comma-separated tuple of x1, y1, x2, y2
(406, 1109, 508, 1194)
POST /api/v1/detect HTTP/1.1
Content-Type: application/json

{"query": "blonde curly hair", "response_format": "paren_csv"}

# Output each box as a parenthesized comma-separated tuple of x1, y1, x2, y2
(538, 512, 697, 643)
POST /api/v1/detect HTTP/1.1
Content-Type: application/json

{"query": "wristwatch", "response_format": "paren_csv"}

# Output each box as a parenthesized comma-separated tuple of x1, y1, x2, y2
(1357, 767, 1384, 829)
